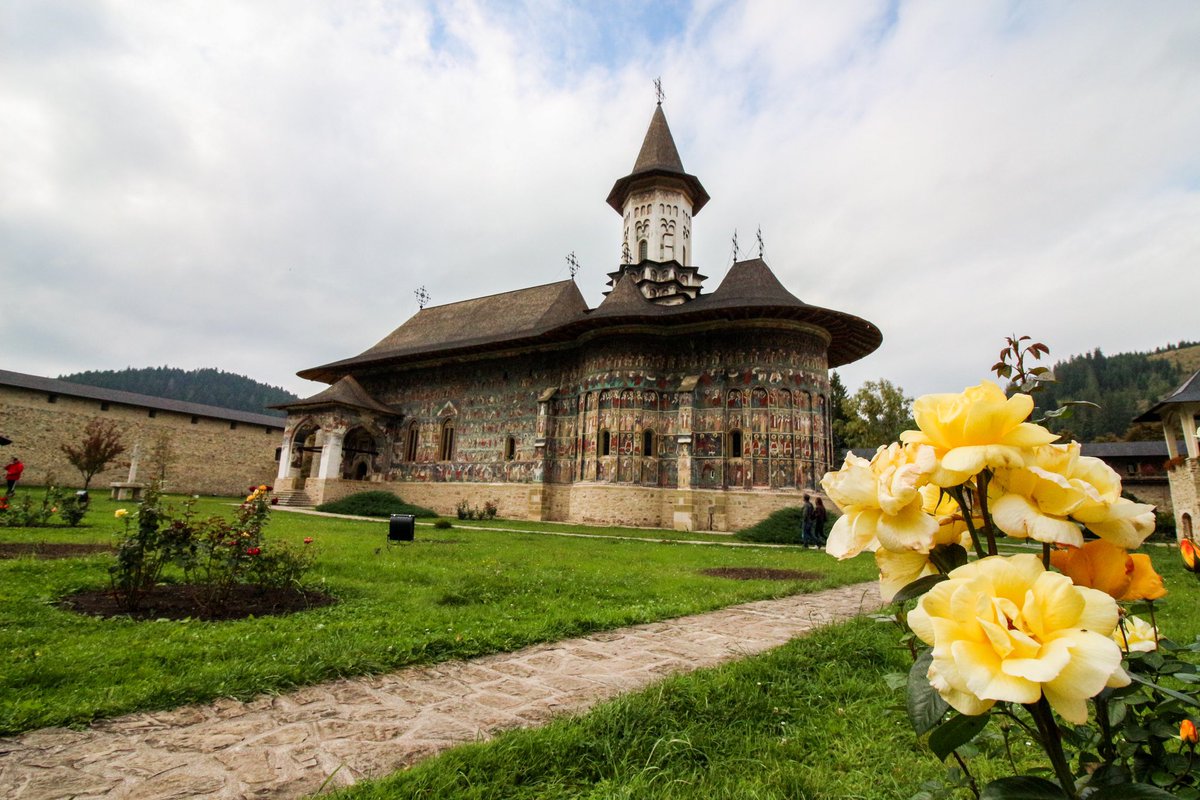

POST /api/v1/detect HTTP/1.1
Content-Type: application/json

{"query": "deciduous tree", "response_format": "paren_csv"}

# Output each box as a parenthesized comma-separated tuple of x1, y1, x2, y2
(838, 379, 915, 450)
(61, 419, 126, 490)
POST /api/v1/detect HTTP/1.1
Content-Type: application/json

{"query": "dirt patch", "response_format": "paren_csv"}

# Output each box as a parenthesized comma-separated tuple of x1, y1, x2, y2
(0, 542, 113, 559)
(61, 584, 338, 621)
(700, 567, 824, 581)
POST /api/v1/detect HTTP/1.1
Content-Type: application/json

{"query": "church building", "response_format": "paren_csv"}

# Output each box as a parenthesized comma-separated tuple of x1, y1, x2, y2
(274, 101, 882, 531)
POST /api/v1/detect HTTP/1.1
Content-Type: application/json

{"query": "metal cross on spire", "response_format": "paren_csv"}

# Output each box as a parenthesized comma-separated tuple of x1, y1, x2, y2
(566, 251, 580, 280)
(414, 285, 430, 309)
(731, 229, 740, 263)
(756, 226, 765, 259)
(654, 77, 664, 105)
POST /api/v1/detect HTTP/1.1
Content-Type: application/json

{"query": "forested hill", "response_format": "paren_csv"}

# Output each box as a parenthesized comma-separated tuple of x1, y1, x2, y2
(1033, 342, 1200, 441)
(58, 367, 299, 418)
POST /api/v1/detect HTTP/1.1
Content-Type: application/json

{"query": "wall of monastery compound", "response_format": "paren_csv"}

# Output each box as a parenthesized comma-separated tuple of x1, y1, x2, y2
(0, 383, 283, 497)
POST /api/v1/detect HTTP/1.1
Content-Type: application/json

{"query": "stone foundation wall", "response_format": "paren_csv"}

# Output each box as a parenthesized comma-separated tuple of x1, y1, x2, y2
(0, 385, 282, 496)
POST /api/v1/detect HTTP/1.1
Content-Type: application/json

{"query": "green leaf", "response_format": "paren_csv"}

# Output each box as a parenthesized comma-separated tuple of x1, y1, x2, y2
(907, 650, 949, 735)
(1088, 785, 1176, 799)
(1128, 671, 1200, 708)
(980, 776, 1067, 799)
(929, 712, 990, 761)
(892, 574, 947, 605)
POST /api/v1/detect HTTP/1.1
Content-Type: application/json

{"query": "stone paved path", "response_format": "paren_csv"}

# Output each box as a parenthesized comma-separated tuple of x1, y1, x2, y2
(0, 583, 878, 800)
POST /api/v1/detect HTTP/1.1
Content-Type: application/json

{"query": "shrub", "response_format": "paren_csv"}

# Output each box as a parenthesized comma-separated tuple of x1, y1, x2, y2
(317, 491, 436, 518)
(433, 518, 453, 529)
(1, 484, 86, 528)
(735, 505, 836, 545)
(456, 498, 499, 520)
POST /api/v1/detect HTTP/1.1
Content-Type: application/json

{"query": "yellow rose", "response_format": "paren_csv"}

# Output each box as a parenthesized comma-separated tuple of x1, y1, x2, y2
(991, 443, 1155, 549)
(875, 485, 974, 600)
(1113, 615, 1159, 653)
(821, 444, 939, 560)
(1123, 554, 1167, 602)
(114, 509, 128, 519)
(908, 554, 1129, 724)
(900, 381, 1057, 485)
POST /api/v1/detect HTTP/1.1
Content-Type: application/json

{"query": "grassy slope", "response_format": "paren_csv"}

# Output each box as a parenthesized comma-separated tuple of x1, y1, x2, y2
(1148, 343, 1200, 376)
(0, 494, 874, 734)
(334, 547, 1200, 800)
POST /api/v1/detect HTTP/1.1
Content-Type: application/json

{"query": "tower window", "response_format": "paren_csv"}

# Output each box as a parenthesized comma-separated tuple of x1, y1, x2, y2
(728, 429, 743, 457)
(638, 240, 648, 261)
(405, 423, 419, 462)
(504, 435, 516, 461)
(642, 429, 655, 456)
(439, 419, 455, 461)
(601, 429, 612, 456)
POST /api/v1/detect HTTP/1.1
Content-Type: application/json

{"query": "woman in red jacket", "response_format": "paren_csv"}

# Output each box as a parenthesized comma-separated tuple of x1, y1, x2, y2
(5, 457, 24, 497)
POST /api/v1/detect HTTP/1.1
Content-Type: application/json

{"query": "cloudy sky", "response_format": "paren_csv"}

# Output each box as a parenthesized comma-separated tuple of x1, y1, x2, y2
(3, 1, 1198, 403)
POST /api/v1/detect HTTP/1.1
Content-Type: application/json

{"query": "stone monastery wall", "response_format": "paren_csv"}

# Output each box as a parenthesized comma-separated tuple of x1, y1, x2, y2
(0, 384, 282, 496)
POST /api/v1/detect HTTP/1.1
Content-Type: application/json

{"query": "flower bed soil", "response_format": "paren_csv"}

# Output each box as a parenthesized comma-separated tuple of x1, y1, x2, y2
(700, 567, 823, 581)
(0, 542, 112, 559)
(61, 584, 337, 621)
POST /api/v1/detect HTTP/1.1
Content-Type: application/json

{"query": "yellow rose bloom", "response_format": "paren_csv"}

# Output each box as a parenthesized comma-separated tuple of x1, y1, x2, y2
(900, 381, 1057, 486)
(114, 509, 128, 519)
(875, 486, 973, 600)
(821, 444, 939, 561)
(991, 443, 1155, 549)
(1113, 615, 1159, 653)
(908, 554, 1129, 724)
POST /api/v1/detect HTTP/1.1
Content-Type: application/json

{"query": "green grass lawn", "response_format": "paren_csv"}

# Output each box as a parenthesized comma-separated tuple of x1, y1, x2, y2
(0, 492, 874, 735)
(331, 546, 1200, 800)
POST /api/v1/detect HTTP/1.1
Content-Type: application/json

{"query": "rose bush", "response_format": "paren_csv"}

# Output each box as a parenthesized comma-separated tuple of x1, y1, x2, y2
(821, 353, 1199, 799)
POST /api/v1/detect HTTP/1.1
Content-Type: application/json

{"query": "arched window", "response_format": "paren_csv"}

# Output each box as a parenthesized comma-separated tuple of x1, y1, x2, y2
(681, 245, 686, 266)
(642, 429, 655, 456)
(1183, 513, 1193, 540)
(404, 423, 419, 462)
(728, 429, 743, 458)
(601, 429, 612, 456)
(638, 239, 648, 261)
(439, 419, 455, 461)
(504, 435, 516, 461)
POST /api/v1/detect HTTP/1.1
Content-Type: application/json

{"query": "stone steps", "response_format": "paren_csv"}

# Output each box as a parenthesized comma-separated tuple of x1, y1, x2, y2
(271, 489, 312, 508)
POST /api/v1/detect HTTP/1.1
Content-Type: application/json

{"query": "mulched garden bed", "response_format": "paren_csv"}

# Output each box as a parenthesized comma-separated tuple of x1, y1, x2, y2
(61, 584, 338, 621)
(0, 542, 113, 559)
(700, 567, 823, 581)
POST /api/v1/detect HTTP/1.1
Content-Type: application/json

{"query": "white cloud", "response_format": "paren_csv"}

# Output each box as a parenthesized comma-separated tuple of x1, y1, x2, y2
(1, 0, 1197, 403)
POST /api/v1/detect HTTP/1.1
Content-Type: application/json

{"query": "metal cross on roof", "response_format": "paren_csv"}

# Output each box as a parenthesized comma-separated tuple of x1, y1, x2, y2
(731, 229, 740, 263)
(756, 226, 765, 259)
(654, 77, 664, 105)
(414, 285, 430, 309)
(566, 251, 580, 280)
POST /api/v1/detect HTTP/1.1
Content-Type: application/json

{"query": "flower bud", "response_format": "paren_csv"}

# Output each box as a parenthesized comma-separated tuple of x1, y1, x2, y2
(1182, 719, 1198, 745)
(1182, 540, 1198, 572)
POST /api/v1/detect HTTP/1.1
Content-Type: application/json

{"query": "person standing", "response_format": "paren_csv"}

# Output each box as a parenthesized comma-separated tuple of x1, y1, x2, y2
(5, 457, 24, 497)
(812, 497, 828, 547)
(801, 494, 816, 547)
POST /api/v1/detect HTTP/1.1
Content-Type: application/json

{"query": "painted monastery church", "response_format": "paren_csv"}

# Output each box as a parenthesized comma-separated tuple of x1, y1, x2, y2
(274, 101, 882, 531)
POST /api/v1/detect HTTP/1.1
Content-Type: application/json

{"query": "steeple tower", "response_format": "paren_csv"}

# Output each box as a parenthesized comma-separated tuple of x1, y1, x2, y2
(605, 96, 709, 306)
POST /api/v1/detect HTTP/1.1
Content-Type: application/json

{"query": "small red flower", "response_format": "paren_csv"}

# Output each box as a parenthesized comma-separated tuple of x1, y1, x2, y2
(246, 547, 261, 556)
(271, 498, 279, 505)
(303, 537, 313, 544)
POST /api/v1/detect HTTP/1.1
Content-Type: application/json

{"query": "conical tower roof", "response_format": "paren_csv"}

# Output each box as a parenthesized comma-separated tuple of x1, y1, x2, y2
(607, 104, 709, 214)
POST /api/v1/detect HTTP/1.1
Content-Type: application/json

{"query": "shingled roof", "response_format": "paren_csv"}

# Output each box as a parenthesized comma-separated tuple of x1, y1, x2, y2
(606, 104, 710, 214)
(298, 259, 882, 383)
(1134, 369, 1200, 423)
(300, 281, 589, 381)
(273, 375, 396, 415)
(0, 369, 285, 427)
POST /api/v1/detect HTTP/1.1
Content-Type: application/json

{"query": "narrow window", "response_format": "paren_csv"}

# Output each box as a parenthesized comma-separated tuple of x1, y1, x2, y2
(729, 429, 743, 457)
(601, 429, 611, 456)
(47, 394, 57, 404)
(638, 239, 648, 261)
(440, 419, 455, 461)
(504, 435, 516, 461)
(100, 401, 110, 411)
(274, 447, 282, 461)
(642, 429, 655, 456)
(148, 409, 157, 418)
(229, 421, 238, 430)
(405, 424, 419, 461)
(191, 415, 199, 424)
